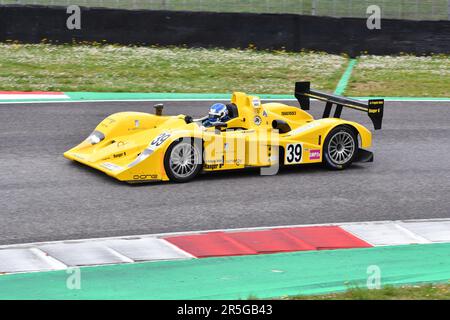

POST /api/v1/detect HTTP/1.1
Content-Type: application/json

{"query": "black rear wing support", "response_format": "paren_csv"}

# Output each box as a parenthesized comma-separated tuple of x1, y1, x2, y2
(294, 82, 384, 130)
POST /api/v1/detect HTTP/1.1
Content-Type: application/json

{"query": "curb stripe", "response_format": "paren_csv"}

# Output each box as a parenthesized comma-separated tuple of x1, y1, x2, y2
(334, 58, 357, 95)
(0, 92, 69, 100)
(0, 218, 449, 274)
(278, 226, 372, 250)
(0, 91, 65, 95)
(164, 226, 372, 258)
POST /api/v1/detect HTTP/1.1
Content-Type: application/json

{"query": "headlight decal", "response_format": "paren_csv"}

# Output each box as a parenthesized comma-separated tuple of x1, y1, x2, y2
(87, 131, 105, 145)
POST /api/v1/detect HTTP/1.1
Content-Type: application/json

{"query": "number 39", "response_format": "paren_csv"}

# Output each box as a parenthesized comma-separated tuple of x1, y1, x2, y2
(285, 143, 302, 164)
(151, 133, 170, 147)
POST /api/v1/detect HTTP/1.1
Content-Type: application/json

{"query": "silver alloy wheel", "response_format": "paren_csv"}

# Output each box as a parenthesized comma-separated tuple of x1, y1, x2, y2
(327, 131, 355, 165)
(169, 142, 200, 179)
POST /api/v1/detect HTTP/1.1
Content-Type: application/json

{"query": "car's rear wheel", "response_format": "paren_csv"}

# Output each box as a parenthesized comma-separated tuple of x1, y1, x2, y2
(164, 139, 202, 182)
(323, 126, 357, 170)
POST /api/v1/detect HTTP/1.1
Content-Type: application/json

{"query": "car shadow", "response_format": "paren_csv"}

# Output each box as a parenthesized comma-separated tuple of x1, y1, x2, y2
(66, 159, 367, 187)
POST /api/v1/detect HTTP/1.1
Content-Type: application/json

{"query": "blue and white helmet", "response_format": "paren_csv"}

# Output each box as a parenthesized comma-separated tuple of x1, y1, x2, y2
(208, 103, 228, 122)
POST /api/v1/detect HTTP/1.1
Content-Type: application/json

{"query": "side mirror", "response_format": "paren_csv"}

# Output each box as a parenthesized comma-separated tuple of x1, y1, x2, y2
(184, 115, 194, 124)
(154, 104, 164, 116)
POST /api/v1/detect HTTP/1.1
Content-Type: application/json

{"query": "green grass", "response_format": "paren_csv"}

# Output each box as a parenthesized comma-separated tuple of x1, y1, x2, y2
(0, 43, 346, 93)
(1, 0, 447, 20)
(348, 54, 450, 97)
(287, 283, 450, 300)
(0, 43, 448, 97)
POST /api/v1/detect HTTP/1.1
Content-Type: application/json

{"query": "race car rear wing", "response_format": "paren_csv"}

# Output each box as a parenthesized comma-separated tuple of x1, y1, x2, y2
(294, 81, 384, 130)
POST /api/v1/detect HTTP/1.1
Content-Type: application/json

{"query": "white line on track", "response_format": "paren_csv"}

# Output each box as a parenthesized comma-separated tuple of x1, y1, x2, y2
(393, 223, 432, 244)
(1, 98, 450, 105)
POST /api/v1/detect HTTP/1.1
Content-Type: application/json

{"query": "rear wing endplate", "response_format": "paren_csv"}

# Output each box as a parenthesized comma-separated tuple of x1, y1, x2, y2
(294, 81, 384, 130)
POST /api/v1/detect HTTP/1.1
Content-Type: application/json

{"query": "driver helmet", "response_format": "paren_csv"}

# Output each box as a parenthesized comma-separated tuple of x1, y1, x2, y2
(208, 103, 228, 123)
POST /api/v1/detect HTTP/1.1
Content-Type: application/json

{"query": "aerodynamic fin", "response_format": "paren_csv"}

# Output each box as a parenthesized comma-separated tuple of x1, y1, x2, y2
(294, 81, 384, 130)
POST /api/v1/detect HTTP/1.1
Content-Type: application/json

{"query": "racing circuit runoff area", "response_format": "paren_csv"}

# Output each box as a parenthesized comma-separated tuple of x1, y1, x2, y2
(0, 98, 449, 245)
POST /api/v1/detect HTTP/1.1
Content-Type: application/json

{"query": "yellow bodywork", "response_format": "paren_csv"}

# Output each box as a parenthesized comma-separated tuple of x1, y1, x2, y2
(64, 92, 373, 183)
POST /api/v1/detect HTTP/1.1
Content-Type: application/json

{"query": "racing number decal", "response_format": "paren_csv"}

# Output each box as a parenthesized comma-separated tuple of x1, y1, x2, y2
(285, 144, 302, 164)
(150, 133, 170, 148)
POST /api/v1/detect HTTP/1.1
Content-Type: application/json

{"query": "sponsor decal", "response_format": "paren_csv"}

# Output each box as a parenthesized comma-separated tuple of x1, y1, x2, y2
(252, 98, 261, 107)
(133, 174, 158, 180)
(225, 158, 243, 165)
(205, 159, 223, 164)
(262, 110, 268, 117)
(254, 116, 262, 126)
(281, 111, 296, 116)
(309, 149, 321, 160)
(101, 162, 123, 171)
(204, 164, 219, 170)
(113, 152, 126, 158)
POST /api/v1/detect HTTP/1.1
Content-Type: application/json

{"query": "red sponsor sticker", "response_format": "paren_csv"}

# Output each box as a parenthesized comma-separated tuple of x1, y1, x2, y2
(309, 149, 321, 160)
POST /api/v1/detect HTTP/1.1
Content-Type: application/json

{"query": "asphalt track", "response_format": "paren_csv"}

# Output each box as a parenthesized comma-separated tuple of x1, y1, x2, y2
(0, 100, 449, 245)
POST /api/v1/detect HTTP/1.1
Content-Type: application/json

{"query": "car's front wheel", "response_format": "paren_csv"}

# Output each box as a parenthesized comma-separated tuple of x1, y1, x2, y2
(164, 139, 202, 182)
(323, 126, 358, 170)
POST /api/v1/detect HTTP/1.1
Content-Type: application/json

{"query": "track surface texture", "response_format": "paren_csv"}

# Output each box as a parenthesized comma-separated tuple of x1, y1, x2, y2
(0, 100, 449, 245)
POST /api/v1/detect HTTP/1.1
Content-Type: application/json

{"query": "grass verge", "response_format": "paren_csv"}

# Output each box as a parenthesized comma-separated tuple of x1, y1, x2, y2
(0, 43, 448, 97)
(0, 44, 345, 93)
(287, 283, 450, 300)
(348, 55, 450, 97)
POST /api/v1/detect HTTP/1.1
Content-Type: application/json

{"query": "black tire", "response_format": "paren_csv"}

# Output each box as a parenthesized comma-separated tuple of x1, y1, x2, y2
(323, 126, 358, 170)
(164, 139, 202, 182)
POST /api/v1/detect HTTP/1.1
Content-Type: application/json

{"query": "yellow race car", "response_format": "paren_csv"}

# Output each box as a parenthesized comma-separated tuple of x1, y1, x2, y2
(64, 82, 384, 183)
